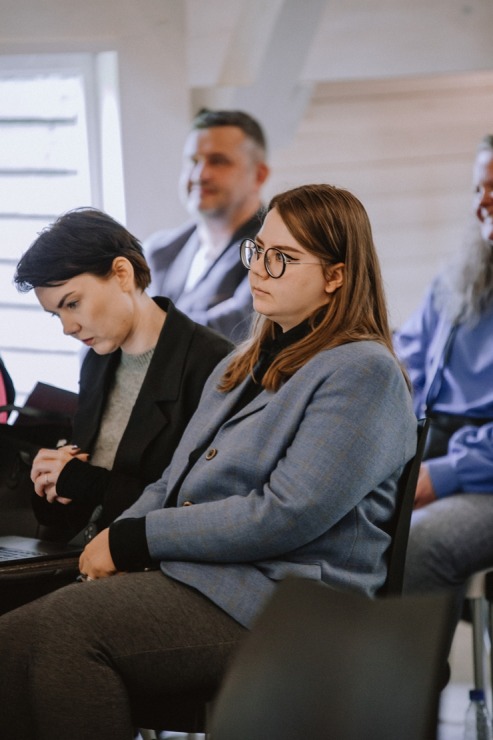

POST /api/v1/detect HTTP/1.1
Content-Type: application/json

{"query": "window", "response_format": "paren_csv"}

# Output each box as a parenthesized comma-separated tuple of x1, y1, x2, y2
(0, 52, 124, 402)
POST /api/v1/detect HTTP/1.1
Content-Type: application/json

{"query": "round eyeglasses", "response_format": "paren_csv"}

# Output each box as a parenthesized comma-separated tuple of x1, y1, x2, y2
(240, 238, 326, 279)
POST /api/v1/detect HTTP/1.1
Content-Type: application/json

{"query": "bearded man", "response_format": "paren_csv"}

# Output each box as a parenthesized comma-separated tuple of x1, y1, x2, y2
(394, 134, 493, 611)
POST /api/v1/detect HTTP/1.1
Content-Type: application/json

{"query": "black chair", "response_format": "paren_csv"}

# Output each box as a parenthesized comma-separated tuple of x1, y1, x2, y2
(381, 416, 429, 595)
(463, 568, 493, 712)
(137, 419, 430, 737)
(209, 578, 455, 740)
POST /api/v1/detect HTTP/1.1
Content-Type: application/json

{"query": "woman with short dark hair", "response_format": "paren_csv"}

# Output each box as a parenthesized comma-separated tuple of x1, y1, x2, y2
(12, 207, 233, 538)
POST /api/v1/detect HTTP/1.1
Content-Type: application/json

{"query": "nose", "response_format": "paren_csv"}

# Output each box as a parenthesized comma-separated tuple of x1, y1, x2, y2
(477, 185, 493, 213)
(61, 316, 80, 337)
(250, 250, 268, 279)
(190, 159, 207, 182)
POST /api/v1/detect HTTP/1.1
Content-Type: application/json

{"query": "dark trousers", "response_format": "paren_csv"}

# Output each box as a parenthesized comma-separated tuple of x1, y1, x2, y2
(0, 570, 246, 739)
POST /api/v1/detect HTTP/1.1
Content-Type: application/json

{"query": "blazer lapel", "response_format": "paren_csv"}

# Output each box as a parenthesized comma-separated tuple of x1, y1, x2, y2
(162, 231, 199, 298)
(179, 377, 271, 459)
(112, 299, 193, 472)
(75, 352, 118, 450)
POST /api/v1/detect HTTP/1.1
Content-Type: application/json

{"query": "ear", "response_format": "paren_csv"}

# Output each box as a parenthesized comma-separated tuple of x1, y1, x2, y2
(325, 263, 345, 295)
(255, 161, 270, 187)
(111, 256, 135, 291)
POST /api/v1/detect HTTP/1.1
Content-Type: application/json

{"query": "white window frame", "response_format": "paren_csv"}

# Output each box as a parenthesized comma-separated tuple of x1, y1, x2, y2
(0, 51, 125, 221)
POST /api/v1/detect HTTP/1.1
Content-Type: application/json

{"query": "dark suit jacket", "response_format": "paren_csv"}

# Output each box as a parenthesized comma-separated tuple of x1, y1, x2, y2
(144, 210, 263, 341)
(32, 298, 233, 536)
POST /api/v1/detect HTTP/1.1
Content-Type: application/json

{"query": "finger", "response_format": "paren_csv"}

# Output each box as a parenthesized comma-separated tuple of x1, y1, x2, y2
(33, 472, 49, 496)
(30, 462, 48, 483)
(74, 453, 90, 462)
(45, 484, 58, 504)
(32, 448, 59, 467)
(31, 455, 57, 481)
(33, 480, 47, 497)
(55, 496, 73, 505)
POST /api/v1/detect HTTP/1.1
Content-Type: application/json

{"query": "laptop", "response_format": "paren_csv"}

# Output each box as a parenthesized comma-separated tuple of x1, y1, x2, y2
(0, 535, 82, 567)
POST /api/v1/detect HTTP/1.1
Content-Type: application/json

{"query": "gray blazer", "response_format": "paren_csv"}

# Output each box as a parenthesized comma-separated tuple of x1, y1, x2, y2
(119, 340, 416, 627)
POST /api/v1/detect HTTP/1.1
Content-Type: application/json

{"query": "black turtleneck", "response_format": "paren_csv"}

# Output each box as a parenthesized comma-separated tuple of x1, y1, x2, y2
(230, 317, 316, 415)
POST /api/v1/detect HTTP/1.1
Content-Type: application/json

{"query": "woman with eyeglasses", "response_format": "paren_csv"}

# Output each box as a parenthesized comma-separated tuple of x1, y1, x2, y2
(0, 184, 416, 738)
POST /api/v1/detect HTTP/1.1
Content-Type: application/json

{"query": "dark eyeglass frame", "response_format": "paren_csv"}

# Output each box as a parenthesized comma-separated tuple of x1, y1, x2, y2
(240, 238, 329, 280)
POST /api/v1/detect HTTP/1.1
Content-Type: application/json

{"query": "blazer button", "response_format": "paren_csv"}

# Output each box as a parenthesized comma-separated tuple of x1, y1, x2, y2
(205, 448, 218, 460)
(182, 501, 193, 507)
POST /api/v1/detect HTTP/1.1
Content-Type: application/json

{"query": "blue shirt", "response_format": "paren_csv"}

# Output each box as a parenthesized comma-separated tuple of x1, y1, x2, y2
(394, 282, 493, 497)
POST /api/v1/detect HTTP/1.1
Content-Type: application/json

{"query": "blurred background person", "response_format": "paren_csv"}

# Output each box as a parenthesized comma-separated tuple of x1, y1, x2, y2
(395, 134, 493, 630)
(145, 108, 270, 342)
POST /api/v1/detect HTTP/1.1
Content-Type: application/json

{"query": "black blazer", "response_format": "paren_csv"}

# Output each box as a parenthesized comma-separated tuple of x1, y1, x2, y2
(32, 297, 233, 535)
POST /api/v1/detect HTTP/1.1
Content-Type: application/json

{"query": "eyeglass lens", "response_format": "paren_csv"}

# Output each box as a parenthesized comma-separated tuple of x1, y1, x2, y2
(241, 239, 285, 278)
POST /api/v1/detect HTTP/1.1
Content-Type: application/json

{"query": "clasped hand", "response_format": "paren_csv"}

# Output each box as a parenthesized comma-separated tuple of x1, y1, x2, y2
(413, 463, 437, 509)
(79, 528, 118, 580)
(31, 444, 89, 504)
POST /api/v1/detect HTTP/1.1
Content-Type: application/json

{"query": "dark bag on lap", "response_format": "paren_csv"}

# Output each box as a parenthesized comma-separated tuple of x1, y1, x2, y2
(0, 383, 78, 537)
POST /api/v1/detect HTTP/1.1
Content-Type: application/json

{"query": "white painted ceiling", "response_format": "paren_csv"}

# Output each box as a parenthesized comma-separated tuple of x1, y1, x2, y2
(1, 0, 491, 147)
(186, 0, 493, 143)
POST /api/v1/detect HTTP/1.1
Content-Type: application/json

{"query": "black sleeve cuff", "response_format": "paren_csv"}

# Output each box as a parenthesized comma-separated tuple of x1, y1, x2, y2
(57, 457, 110, 506)
(108, 517, 153, 572)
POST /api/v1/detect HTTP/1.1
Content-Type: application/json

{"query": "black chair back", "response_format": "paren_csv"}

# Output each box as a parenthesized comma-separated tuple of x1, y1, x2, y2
(382, 417, 429, 595)
(210, 578, 454, 740)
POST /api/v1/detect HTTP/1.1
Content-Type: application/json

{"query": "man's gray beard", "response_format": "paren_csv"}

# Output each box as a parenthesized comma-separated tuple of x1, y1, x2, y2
(436, 217, 493, 324)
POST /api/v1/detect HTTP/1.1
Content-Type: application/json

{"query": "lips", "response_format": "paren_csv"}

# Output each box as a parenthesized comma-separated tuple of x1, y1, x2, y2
(251, 285, 269, 297)
(189, 185, 216, 196)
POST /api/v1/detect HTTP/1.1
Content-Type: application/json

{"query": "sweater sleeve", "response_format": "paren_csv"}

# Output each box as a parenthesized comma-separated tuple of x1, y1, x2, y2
(30, 458, 107, 534)
(109, 517, 152, 571)
(57, 457, 110, 506)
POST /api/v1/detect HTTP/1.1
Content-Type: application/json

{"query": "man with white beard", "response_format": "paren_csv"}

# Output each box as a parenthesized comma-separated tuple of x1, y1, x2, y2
(395, 134, 493, 624)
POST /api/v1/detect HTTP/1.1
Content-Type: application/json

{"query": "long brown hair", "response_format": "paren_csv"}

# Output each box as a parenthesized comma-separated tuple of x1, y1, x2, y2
(219, 183, 398, 392)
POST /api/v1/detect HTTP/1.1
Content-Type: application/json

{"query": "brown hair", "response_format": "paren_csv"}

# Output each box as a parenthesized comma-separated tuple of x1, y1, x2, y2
(192, 108, 267, 159)
(219, 183, 398, 392)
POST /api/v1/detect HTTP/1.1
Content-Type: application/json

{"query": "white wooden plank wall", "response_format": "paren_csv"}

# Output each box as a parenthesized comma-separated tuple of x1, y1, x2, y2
(266, 70, 493, 328)
(0, 74, 90, 402)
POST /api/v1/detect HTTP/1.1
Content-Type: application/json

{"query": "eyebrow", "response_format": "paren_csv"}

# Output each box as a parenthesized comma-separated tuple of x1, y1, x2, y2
(55, 291, 75, 310)
(255, 236, 304, 255)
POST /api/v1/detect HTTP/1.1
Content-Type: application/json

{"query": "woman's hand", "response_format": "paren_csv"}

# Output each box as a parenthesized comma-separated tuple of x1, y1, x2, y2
(31, 444, 89, 504)
(413, 463, 437, 509)
(79, 528, 119, 580)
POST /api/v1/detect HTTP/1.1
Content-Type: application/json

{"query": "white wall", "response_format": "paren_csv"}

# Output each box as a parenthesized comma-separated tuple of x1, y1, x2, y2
(266, 71, 493, 326)
(0, 0, 190, 240)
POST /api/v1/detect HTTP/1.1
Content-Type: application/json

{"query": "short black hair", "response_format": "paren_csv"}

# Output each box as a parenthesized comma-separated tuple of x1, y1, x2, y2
(192, 108, 267, 155)
(14, 208, 150, 292)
